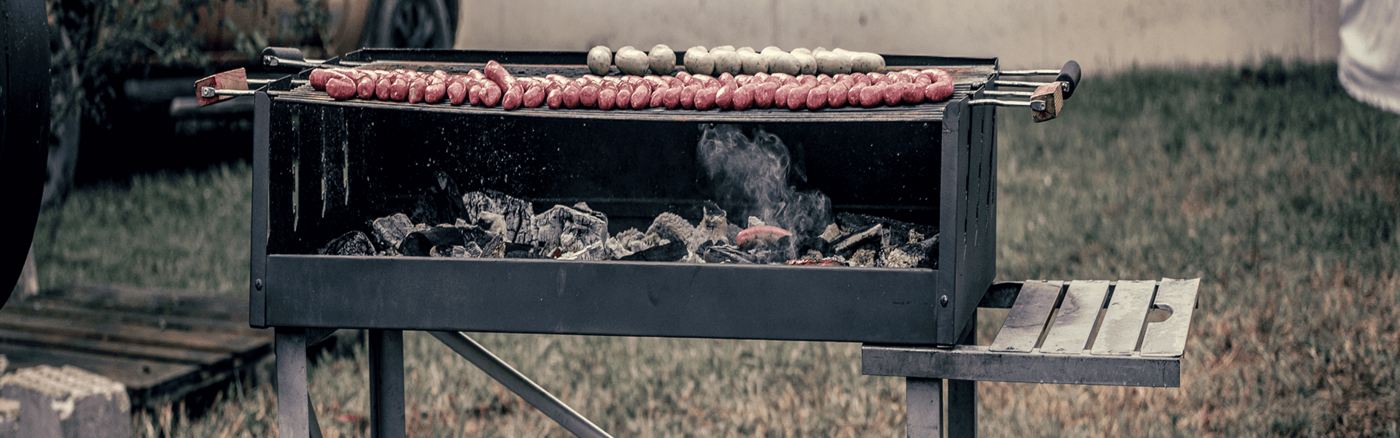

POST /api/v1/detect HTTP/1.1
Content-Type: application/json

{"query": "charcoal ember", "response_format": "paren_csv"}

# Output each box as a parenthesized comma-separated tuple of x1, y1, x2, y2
(619, 240, 689, 262)
(371, 213, 416, 252)
(430, 245, 471, 258)
(559, 241, 607, 261)
(701, 244, 754, 264)
(726, 223, 742, 245)
(798, 235, 830, 255)
(410, 171, 467, 226)
(835, 212, 937, 246)
(505, 248, 550, 259)
(533, 203, 608, 253)
(400, 225, 496, 257)
(320, 231, 376, 256)
(882, 235, 938, 269)
(819, 223, 842, 242)
(749, 235, 797, 264)
(605, 228, 647, 259)
(645, 213, 694, 243)
(832, 224, 889, 256)
(462, 190, 536, 244)
(850, 248, 878, 267)
(687, 204, 731, 251)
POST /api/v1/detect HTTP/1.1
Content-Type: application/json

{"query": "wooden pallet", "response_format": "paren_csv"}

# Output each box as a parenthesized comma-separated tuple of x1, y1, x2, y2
(0, 283, 273, 409)
(864, 278, 1201, 387)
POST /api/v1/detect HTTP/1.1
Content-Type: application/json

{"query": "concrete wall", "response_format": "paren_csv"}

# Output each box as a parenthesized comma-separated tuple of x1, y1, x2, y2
(454, 0, 1341, 75)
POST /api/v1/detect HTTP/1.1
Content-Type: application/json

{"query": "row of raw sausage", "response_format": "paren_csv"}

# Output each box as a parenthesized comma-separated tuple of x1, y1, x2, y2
(309, 61, 955, 111)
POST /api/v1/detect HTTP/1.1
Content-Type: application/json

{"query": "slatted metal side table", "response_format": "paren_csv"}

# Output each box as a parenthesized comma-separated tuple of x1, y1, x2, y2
(864, 278, 1201, 437)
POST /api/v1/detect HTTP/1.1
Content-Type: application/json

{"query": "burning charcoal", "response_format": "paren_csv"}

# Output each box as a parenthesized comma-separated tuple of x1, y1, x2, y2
(371, 213, 416, 251)
(646, 213, 694, 244)
(476, 211, 510, 237)
(835, 212, 937, 246)
(410, 171, 467, 226)
(749, 235, 797, 264)
(400, 226, 467, 257)
(798, 236, 830, 256)
(819, 223, 842, 242)
(605, 228, 647, 259)
(559, 241, 607, 261)
(619, 240, 689, 262)
(320, 231, 376, 256)
(462, 190, 536, 244)
(533, 203, 608, 253)
(463, 242, 484, 258)
(726, 223, 742, 245)
(505, 249, 550, 259)
(430, 245, 470, 258)
(701, 244, 755, 264)
(687, 204, 730, 251)
(832, 224, 889, 256)
(882, 234, 939, 269)
(850, 248, 878, 267)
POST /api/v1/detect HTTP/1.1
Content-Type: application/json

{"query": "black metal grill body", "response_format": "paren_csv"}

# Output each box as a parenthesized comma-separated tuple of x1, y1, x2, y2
(250, 49, 999, 346)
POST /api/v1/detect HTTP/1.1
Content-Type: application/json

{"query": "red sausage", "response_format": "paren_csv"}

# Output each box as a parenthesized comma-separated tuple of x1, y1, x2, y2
(775, 84, 795, 108)
(847, 83, 865, 106)
(310, 69, 346, 90)
(481, 82, 503, 107)
(563, 85, 581, 108)
(797, 75, 817, 87)
(882, 82, 903, 106)
(375, 77, 393, 100)
(715, 83, 736, 110)
(806, 84, 828, 110)
(649, 85, 666, 108)
(732, 84, 754, 111)
(868, 72, 886, 84)
(680, 85, 699, 109)
(425, 83, 446, 104)
(390, 79, 410, 101)
(484, 60, 517, 91)
(860, 84, 884, 108)
(448, 82, 467, 105)
(357, 76, 377, 99)
(925, 79, 954, 102)
(787, 84, 811, 110)
(523, 85, 546, 108)
(468, 82, 483, 105)
(661, 87, 681, 109)
(615, 87, 631, 110)
(754, 82, 777, 108)
(580, 84, 600, 108)
(674, 71, 691, 84)
(326, 77, 356, 100)
(466, 69, 486, 81)
(828, 82, 849, 108)
(501, 83, 524, 110)
(694, 86, 717, 110)
(718, 72, 735, 87)
(547, 88, 563, 109)
(598, 88, 617, 110)
(408, 79, 427, 103)
(631, 84, 651, 110)
(901, 82, 923, 104)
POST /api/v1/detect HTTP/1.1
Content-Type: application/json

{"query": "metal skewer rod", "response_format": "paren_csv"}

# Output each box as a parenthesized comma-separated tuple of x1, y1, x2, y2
(263, 56, 366, 69)
(430, 331, 613, 438)
(200, 87, 290, 98)
(999, 69, 1061, 76)
(993, 80, 1054, 89)
(982, 90, 1034, 98)
(246, 78, 309, 86)
(968, 99, 1048, 112)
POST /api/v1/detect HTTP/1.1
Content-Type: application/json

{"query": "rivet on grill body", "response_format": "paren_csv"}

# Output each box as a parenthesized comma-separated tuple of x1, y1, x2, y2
(940, 295, 948, 307)
(255, 279, 264, 290)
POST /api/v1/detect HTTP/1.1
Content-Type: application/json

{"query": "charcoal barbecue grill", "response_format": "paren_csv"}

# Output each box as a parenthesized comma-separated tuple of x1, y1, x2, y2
(211, 47, 1201, 437)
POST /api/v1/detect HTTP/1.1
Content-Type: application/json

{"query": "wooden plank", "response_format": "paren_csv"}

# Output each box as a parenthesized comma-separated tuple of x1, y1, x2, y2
(1090, 280, 1157, 356)
(1040, 280, 1111, 354)
(4, 301, 262, 334)
(989, 281, 1062, 352)
(0, 313, 267, 355)
(0, 328, 228, 366)
(863, 344, 1180, 387)
(1140, 278, 1202, 357)
(0, 344, 195, 393)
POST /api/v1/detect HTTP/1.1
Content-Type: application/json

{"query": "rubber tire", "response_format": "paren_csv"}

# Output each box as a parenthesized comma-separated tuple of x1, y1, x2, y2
(370, 0, 454, 49)
(0, 0, 51, 308)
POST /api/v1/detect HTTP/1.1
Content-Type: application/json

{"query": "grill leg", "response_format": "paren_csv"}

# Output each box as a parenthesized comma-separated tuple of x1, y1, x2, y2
(369, 330, 406, 438)
(907, 312, 979, 438)
(277, 328, 325, 438)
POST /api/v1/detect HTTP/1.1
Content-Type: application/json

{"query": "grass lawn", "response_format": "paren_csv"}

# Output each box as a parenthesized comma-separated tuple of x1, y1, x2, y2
(23, 60, 1400, 437)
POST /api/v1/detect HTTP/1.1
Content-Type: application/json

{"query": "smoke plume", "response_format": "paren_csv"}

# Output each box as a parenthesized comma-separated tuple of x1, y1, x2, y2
(697, 125, 832, 239)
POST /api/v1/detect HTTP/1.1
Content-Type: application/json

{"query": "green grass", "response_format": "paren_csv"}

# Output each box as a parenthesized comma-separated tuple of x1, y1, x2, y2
(26, 60, 1400, 437)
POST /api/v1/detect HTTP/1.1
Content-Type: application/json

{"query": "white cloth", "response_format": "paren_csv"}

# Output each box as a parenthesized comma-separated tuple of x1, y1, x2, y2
(1338, 0, 1400, 114)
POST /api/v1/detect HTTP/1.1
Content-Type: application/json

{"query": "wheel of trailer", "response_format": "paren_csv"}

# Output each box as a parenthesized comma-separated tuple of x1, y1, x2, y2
(368, 0, 454, 48)
(0, 0, 50, 309)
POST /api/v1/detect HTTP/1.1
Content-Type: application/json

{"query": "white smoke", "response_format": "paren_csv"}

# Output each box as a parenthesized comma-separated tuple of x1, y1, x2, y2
(697, 125, 832, 238)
